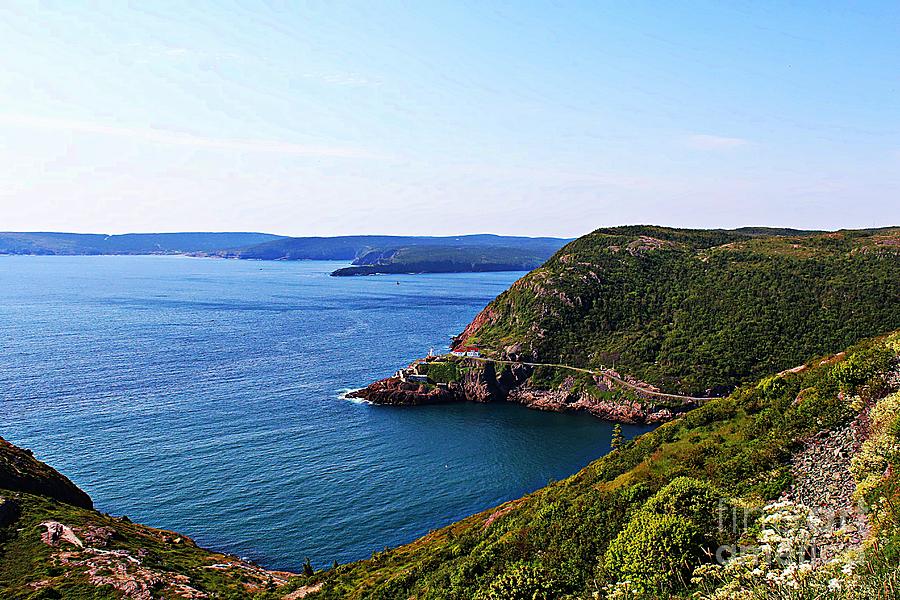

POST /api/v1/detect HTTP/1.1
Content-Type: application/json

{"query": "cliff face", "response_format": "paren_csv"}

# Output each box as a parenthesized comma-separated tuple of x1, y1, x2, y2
(349, 359, 687, 424)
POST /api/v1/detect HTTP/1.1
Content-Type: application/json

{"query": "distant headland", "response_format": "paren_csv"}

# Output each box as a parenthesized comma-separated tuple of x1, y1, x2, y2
(0, 232, 571, 275)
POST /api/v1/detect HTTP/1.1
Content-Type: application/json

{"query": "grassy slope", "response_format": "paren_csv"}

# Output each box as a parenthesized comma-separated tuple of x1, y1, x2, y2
(285, 330, 900, 599)
(460, 226, 900, 395)
(0, 492, 275, 599)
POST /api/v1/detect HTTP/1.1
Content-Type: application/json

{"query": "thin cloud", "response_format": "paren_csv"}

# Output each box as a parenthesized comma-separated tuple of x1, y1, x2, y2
(0, 114, 383, 159)
(125, 42, 243, 65)
(297, 71, 382, 88)
(685, 134, 750, 150)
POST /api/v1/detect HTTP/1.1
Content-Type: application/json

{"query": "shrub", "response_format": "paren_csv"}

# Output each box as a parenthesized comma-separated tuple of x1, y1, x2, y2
(692, 500, 849, 600)
(618, 483, 651, 507)
(832, 346, 894, 391)
(756, 375, 788, 399)
(851, 392, 900, 523)
(602, 512, 705, 594)
(478, 563, 560, 600)
(681, 398, 738, 429)
(426, 361, 460, 384)
(642, 477, 726, 534)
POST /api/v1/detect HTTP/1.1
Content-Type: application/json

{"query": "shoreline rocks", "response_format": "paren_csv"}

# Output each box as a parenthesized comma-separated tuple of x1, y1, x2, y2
(348, 359, 692, 424)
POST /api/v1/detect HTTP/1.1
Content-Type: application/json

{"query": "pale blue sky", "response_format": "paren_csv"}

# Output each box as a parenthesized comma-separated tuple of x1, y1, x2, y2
(1, 1, 897, 236)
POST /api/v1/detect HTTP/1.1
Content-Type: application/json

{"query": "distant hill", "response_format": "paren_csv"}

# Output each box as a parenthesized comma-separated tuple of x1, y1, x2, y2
(0, 231, 571, 275)
(328, 236, 570, 276)
(225, 233, 570, 266)
(0, 232, 283, 255)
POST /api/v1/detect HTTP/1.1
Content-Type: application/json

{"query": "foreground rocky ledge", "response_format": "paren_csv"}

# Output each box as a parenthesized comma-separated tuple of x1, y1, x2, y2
(1, 437, 299, 598)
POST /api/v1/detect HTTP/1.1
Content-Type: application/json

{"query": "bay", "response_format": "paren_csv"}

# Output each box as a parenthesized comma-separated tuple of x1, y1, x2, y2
(0, 255, 651, 570)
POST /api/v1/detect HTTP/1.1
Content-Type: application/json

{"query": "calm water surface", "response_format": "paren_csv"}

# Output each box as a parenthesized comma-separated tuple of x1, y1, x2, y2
(0, 256, 651, 570)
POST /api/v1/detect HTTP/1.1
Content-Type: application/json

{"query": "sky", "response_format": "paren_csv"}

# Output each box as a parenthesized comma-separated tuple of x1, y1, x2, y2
(0, 1, 898, 237)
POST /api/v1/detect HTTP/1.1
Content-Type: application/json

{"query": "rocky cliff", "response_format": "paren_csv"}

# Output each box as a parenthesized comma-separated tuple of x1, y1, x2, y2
(348, 359, 687, 424)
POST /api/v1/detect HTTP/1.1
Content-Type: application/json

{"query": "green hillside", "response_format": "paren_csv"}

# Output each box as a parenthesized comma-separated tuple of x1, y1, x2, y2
(330, 244, 560, 276)
(283, 330, 900, 599)
(455, 226, 900, 395)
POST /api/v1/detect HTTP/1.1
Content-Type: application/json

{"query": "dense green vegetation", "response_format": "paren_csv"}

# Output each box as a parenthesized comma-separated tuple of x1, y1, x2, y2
(460, 226, 900, 395)
(331, 244, 563, 276)
(280, 330, 900, 599)
(422, 360, 462, 384)
(231, 234, 569, 264)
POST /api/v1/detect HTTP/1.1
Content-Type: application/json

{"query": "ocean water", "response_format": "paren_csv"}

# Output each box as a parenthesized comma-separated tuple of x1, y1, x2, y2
(0, 255, 652, 570)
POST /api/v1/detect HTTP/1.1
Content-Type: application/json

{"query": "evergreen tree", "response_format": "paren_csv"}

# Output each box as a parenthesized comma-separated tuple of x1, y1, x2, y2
(610, 424, 624, 451)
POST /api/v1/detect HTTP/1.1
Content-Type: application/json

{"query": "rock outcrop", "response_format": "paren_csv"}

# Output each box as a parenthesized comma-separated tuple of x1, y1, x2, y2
(350, 359, 691, 424)
(507, 387, 678, 424)
(348, 376, 462, 405)
(0, 437, 93, 509)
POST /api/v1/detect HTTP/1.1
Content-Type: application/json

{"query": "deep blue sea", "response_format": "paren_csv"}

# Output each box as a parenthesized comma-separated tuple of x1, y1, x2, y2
(0, 256, 651, 570)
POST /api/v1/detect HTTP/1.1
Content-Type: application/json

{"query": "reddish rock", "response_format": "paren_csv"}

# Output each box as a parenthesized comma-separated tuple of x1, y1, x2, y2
(451, 306, 497, 350)
(350, 359, 691, 425)
(347, 377, 461, 405)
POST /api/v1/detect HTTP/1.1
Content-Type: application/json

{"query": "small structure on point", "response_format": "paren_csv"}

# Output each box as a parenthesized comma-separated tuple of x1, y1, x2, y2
(451, 346, 481, 358)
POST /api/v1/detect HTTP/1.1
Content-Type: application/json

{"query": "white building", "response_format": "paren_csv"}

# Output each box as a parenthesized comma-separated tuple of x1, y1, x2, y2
(451, 346, 480, 358)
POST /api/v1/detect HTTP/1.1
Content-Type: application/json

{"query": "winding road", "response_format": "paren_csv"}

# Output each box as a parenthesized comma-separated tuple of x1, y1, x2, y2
(468, 356, 723, 403)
